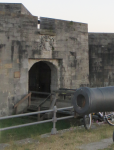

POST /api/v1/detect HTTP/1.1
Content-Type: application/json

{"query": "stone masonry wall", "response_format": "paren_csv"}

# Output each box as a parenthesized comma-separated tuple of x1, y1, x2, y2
(0, 11, 38, 116)
(89, 33, 114, 87)
(0, 4, 89, 116)
(54, 19, 89, 89)
(0, 3, 32, 15)
(40, 17, 89, 89)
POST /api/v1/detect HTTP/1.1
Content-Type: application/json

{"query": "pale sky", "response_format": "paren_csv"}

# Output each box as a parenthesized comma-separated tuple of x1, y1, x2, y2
(0, 0, 114, 33)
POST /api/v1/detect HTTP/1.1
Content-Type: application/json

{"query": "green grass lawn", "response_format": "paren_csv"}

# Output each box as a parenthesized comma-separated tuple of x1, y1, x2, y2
(0, 117, 79, 143)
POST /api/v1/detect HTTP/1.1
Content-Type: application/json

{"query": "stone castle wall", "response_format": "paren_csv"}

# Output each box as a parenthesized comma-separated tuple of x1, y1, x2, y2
(0, 3, 32, 15)
(1, 3, 114, 116)
(89, 33, 114, 87)
(40, 17, 89, 89)
(0, 3, 89, 116)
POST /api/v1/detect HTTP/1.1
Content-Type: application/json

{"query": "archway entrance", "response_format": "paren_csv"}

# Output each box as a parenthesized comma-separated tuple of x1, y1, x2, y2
(29, 61, 51, 93)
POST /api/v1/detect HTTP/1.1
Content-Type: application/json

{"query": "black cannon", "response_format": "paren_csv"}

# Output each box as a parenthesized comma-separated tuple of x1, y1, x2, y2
(73, 86, 114, 115)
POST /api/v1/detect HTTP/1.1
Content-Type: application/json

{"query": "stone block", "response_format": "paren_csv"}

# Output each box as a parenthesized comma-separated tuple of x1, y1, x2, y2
(14, 71, 20, 78)
(4, 63, 12, 69)
(17, 59, 19, 63)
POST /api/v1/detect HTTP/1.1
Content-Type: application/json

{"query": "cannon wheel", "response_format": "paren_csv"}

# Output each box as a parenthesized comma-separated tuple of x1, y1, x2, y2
(83, 114, 92, 130)
(105, 112, 114, 126)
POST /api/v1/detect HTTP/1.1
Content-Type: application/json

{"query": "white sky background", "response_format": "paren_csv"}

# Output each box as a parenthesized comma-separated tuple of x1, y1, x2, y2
(0, 0, 114, 32)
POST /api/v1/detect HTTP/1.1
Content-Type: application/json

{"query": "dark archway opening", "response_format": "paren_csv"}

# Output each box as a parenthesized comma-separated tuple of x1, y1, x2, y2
(29, 61, 51, 93)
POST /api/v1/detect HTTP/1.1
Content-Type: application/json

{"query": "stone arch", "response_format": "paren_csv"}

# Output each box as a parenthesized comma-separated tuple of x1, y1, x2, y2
(28, 59, 59, 92)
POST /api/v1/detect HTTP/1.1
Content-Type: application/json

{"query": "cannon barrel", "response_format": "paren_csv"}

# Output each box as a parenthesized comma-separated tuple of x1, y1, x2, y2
(73, 86, 114, 115)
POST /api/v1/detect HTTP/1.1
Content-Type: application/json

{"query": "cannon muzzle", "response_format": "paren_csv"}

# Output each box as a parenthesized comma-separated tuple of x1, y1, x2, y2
(73, 86, 114, 115)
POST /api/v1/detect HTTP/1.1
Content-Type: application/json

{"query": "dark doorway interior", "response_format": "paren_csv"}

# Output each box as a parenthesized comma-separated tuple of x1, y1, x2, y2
(29, 61, 51, 93)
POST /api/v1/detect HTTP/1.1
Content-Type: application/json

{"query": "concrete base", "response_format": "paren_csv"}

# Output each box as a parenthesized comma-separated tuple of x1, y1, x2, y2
(51, 128, 57, 135)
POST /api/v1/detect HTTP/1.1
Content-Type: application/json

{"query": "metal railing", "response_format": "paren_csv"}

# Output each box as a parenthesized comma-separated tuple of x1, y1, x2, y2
(0, 106, 74, 134)
(14, 91, 53, 117)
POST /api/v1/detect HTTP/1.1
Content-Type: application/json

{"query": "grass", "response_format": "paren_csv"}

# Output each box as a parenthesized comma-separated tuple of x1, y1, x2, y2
(4, 124, 114, 150)
(1, 117, 114, 150)
(0, 117, 79, 143)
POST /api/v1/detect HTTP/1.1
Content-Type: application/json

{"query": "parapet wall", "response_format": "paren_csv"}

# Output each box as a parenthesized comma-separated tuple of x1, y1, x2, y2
(0, 3, 32, 15)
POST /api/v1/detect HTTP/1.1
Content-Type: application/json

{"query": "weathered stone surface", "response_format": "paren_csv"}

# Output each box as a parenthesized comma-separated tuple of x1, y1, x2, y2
(0, 3, 89, 116)
(4, 64, 12, 69)
(0, 3, 32, 15)
(89, 33, 114, 87)
(14, 71, 20, 78)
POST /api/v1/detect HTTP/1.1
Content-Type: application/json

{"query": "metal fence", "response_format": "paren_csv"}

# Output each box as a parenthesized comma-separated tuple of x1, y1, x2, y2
(0, 106, 74, 134)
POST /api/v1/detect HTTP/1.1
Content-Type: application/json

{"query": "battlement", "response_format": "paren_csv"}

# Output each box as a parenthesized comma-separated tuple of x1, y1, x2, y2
(0, 3, 32, 15)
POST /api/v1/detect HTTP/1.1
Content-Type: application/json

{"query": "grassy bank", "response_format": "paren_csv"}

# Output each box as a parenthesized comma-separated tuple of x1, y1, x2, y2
(0, 117, 79, 143)
(5, 124, 114, 150)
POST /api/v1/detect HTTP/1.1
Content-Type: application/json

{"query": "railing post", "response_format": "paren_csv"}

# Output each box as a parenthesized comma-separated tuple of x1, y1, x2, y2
(51, 106, 57, 135)
(28, 93, 31, 106)
(50, 94, 52, 105)
(38, 106, 40, 121)
(15, 107, 18, 114)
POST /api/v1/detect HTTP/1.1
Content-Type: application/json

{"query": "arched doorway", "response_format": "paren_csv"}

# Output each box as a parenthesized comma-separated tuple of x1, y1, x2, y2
(29, 61, 51, 93)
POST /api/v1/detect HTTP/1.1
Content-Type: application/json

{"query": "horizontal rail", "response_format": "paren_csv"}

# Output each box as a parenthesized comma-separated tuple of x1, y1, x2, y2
(0, 109, 53, 120)
(0, 106, 74, 133)
(57, 106, 73, 111)
(57, 116, 74, 121)
(0, 106, 73, 121)
(0, 116, 74, 131)
(0, 119, 53, 131)
(53, 90, 75, 94)
(59, 88, 76, 91)
(30, 91, 50, 95)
